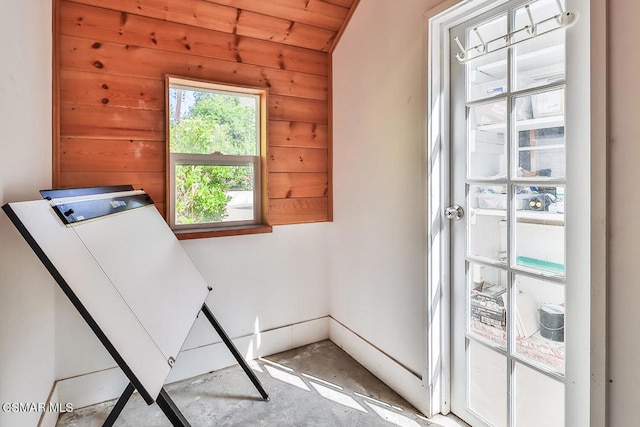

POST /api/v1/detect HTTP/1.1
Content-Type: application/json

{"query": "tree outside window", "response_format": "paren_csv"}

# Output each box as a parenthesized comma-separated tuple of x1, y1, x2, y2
(167, 78, 264, 229)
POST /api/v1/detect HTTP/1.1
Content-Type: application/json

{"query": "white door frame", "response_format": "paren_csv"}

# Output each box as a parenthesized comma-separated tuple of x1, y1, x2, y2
(423, 0, 607, 424)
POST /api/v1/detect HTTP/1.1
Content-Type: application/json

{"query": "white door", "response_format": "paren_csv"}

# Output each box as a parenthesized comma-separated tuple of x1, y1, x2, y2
(449, 1, 569, 425)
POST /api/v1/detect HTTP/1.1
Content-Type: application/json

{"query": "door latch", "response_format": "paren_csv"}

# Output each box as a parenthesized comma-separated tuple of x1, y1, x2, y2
(445, 205, 464, 221)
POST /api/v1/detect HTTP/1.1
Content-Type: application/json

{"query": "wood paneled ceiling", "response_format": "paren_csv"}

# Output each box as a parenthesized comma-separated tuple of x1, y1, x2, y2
(70, 0, 359, 53)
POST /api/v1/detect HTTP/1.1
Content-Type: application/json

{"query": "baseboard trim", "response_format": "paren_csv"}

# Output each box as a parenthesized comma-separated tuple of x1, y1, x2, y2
(56, 316, 330, 409)
(53, 316, 430, 418)
(328, 317, 430, 416)
(37, 382, 60, 427)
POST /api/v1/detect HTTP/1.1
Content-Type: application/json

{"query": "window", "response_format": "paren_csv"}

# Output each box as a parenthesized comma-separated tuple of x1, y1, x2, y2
(166, 77, 267, 232)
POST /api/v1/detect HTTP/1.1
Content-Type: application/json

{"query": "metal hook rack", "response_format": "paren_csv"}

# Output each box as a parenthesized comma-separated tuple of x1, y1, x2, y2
(454, 0, 576, 64)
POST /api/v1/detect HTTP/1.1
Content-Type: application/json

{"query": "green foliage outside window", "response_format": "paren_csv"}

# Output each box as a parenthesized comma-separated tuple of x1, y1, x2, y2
(170, 89, 258, 224)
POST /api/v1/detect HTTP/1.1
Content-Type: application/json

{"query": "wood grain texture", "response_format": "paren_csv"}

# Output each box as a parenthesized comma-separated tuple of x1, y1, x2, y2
(269, 121, 328, 149)
(268, 172, 328, 199)
(60, 36, 328, 101)
(55, 0, 360, 229)
(67, 0, 239, 33)
(175, 224, 273, 240)
(323, 0, 357, 8)
(268, 147, 328, 173)
(268, 197, 329, 224)
(60, 1, 329, 76)
(235, 10, 336, 52)
(269, 95, 328, 124)
(60, 70, 164, 110)
(328, 0, 360, 53)
(60, 103, 165, 140)
(207, 0, 349, 31)
(60, 138, 165, 171)
(67, 0, 338, 51)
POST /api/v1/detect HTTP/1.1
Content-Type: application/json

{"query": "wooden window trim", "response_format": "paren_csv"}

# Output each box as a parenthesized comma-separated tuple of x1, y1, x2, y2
(165, 75, 270, 238)
(174, 223, 273, 240)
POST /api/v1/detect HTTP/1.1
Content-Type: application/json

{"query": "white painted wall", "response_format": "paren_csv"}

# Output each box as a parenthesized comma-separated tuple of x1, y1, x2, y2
(330, 0, 443, 378)
(607, 1, 640, 425)
(181, 223, 330, 341)
(54, 223, 331, 392)
(0, 1, 54, 426)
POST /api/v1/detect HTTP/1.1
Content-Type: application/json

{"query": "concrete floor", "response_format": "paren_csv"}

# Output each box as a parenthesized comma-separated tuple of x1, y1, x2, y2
(57, 340, 466, 427)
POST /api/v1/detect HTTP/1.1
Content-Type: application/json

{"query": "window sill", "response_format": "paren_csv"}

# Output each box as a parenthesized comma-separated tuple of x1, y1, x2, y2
(174, 224, 273, 240)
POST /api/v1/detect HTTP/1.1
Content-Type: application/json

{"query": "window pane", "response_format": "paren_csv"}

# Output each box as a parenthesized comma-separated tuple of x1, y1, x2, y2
(466, 15, 508, 101)
(513, 0, 566, 90)
(468, 185, 507, 264)
(469, 263, 508, 348)
(514, 185, 565, 278)
(468, 340, 508, 427)
(514, 363, 564, 426)
(513, 274, 565, 375)
(467, 51, 508, 102)
(169, 87, 258, 156)
(174, 164, 255, 225)
(514, 32, 565, 91)
(468, 101, 507, 179)
(514, 90, 565, 180)
(515, 0, 567, 35)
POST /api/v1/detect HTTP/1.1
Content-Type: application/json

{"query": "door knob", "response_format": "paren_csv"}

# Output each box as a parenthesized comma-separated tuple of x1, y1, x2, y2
(445, 205, 464, 220)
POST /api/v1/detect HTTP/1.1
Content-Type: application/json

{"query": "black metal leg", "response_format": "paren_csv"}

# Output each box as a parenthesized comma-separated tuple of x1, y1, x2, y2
(201, 304, 269, 400)
(103, 382, 135, 427)
(156, 388, 191, 427)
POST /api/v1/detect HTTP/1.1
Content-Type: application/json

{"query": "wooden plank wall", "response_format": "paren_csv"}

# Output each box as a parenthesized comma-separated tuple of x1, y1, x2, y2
(55, 0, 357, 226)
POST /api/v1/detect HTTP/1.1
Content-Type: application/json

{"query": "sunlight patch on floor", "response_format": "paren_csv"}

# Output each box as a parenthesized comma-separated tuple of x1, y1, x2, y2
(301, 373, 344, 390)
(263, 365, 310, 391)
(309, 381, 367, 412)
(364, 401, 422, 427)
(259, 357, 434, 426)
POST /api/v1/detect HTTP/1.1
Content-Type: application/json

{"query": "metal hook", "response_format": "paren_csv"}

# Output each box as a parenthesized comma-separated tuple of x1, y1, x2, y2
(525, 5, 536, 35)
(554, 0, 576, 25)
(473, 28, 487, 53)
(454, 36, 466, 61)
(452, 0, 577, 66)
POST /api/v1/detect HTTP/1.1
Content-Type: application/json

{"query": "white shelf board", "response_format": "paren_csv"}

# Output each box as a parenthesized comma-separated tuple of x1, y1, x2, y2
(471, 44, 564, 83)
(476, 115, 564, 133)
(472, 207, 564, 224)
(518, 143, 564, 151)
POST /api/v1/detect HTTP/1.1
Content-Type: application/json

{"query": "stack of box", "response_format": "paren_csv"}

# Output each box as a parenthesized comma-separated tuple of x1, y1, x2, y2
(471, 284, 507, 329)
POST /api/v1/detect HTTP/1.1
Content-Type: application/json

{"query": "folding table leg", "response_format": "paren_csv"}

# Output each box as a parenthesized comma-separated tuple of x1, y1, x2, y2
(201, 303, 269, 400)
(103, 382, 135, 427)
(156, 388, 191, 427)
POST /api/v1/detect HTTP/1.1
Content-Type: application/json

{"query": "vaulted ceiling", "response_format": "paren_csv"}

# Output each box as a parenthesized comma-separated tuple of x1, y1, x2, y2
(61, 0, 360, 53)
(203, 0, 360, 52)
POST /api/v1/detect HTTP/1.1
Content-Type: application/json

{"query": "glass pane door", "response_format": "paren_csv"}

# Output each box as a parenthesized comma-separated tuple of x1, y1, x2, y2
(450, 1, 568, 425)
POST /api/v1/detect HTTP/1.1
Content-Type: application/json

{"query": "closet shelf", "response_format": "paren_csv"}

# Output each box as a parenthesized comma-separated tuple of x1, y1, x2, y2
(471, 208, 564, 225)
(476, 115, 564, 133)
